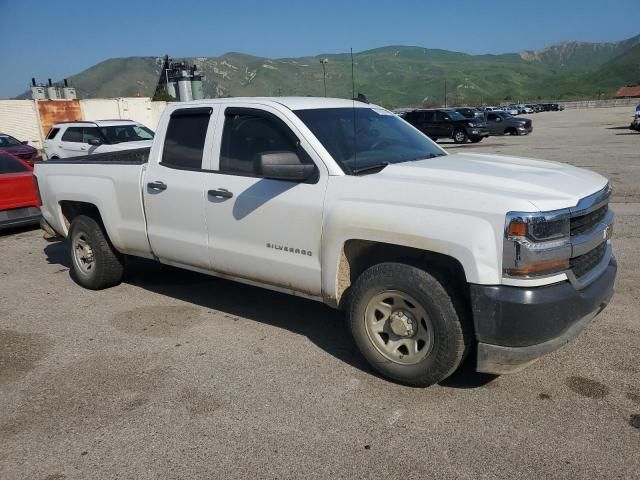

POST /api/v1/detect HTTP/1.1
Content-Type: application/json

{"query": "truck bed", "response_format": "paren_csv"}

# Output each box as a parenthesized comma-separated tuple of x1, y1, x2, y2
(34, 149, 153, 258)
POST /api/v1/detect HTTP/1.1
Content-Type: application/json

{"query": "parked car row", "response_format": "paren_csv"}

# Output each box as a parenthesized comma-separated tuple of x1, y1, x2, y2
(400, 107, 532, 143)
(481, 103, 564, 114)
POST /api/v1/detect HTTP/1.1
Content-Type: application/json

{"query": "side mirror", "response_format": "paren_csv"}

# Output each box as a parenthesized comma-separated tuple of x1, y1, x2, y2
(21, 140, 29, 145)
(88, 138, 102, 146)
(254, 151, 315, 182)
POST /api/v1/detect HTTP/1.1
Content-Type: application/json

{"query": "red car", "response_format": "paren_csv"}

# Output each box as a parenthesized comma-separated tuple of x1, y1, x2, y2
(0, 153, 41, 231)
(0, 132, 42, 166)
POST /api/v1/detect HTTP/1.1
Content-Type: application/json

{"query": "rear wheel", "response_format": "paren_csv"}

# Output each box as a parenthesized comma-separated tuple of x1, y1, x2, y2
(68, 215, 124, 290)
(453, 129, 468, 144)
(348, 263, 470, 387)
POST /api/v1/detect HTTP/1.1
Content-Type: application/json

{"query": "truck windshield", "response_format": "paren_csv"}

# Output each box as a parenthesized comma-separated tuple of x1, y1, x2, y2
(99, 125, 154, 144)
(294, 107, 445, 174)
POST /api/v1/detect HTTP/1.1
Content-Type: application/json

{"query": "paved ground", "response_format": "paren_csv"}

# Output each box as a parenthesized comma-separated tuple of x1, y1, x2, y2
(1, 107, 639, 480)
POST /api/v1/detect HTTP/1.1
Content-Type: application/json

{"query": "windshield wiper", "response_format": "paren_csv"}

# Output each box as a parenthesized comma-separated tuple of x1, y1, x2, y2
(351, 162, 390, 175)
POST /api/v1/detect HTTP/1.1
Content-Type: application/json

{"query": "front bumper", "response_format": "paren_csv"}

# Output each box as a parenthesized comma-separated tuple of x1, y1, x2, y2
(470, 257, 616, 374)
(466, 127, 489, 138)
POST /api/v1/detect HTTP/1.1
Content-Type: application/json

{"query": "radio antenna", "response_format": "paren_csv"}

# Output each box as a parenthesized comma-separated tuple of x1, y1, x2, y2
(351, 47, 357, 172)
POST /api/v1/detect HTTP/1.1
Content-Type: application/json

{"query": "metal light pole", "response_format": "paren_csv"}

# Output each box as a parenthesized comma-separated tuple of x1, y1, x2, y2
(319, 58, 329, 97)
(444, 78, 447, 107)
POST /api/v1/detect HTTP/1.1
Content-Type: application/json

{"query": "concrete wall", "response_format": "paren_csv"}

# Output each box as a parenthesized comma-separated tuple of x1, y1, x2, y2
(0, 100, 43, 150)
(0, 98, 169, 152)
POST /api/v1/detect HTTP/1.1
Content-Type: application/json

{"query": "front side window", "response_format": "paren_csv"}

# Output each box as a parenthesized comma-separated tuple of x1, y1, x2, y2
(61, 127, 83, 142)
(220, 112, 301, 176)
(487, 113, 499, 121)
(161, 109, 211, 170)
(83, 128, 102, 143)
(0, 154, 29, 173)
(295, 107, 445, 174)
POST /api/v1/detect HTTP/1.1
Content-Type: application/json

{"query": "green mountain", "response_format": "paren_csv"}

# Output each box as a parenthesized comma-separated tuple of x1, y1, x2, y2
(25, 34, 640, 109)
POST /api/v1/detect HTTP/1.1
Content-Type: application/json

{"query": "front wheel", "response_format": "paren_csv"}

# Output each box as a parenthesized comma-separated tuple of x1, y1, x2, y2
(453, 129, 468, 144)
(68, 215, 124, 290)
(348, 263, 470, 387)
(506, 127, 519, 136)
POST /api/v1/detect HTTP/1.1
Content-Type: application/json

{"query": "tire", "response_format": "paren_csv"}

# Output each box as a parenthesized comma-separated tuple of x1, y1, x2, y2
(68, 215, 124, 290)
(506, 127, 518, 136)
(453, 129, 468, 144)
(348, 262, 471, 387)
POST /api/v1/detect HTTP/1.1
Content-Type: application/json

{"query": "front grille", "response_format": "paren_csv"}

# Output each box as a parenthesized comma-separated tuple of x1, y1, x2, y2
(570, 204, 608, 237)
(570, 241, 606, 278)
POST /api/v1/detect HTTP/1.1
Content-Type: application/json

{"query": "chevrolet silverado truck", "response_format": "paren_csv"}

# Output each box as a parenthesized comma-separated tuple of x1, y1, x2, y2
(35, 97, 616, 387)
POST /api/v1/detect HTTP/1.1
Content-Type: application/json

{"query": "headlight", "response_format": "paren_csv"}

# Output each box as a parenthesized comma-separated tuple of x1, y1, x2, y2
(467, 122, 474, 128)
(503, 210, 571, 277)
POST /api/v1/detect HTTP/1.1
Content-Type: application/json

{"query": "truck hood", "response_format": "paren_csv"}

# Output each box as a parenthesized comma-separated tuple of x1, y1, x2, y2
(376, 152, 608, 211)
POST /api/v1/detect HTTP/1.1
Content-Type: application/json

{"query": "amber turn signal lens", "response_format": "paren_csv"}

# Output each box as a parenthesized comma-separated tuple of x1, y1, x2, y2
(504, 259, 570, 276)
(507, 221, 527, 237)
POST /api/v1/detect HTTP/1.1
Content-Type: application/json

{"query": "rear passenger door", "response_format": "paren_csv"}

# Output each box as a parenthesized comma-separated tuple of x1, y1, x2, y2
(143, 106, 218, 269)
(203, 105, 327, 296)
(59, 127, 87, 157)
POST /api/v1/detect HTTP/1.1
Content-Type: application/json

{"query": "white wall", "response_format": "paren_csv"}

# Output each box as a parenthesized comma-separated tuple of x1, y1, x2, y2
(0, 100, 43, 150)
(0, 98, 169, 153)
(80, 99, 121, 121)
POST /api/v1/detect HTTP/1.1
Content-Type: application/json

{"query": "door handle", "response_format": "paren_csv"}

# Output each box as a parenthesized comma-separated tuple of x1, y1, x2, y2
(208, 188, 233, 199)
(147, 181, 167, 191)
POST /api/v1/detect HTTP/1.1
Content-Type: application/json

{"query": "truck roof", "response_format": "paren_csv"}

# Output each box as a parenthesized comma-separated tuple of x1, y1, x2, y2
(173, 96, 380, 111)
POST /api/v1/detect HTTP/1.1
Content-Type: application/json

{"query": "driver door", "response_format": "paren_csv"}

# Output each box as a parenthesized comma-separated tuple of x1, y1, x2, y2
(204, 105, 327, 296)
(486, 113, 503, 135)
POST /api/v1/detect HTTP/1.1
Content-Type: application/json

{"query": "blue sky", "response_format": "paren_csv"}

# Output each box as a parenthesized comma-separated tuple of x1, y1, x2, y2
(1, 0, 638, 98)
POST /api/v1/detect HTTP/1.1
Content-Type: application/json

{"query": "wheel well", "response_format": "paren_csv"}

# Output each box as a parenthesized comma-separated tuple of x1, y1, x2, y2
(336, 240, 469, 309)
(59, 201, 102, 230)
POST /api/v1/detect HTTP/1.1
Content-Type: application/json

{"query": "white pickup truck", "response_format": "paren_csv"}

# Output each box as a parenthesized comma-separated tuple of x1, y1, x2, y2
(35, 97, 616, 387)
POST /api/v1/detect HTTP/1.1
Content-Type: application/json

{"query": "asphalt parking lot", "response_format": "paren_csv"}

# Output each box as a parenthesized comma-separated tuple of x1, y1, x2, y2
(1, 107, 639, 479)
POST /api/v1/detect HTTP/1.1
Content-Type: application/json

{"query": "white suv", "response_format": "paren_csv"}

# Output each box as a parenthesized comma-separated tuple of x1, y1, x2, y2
(44, 120, 154, 159)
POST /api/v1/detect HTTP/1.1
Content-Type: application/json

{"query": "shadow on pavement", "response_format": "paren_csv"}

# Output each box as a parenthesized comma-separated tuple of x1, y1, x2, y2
(0, 223, 40, 238)
(44, 241, 497, 389)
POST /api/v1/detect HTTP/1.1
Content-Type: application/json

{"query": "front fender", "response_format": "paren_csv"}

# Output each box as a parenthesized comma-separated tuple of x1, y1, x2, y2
(320, 199, 502, 304)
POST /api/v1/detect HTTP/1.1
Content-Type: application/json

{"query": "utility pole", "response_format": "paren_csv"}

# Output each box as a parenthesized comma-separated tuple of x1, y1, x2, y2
(444, 79, 447, 107)
(319, 58, 329, 97)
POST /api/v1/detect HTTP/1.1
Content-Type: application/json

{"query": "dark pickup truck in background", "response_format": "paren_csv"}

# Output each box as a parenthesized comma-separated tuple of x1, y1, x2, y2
(402, 108, 489, 143)
(485, 111, 533, 136)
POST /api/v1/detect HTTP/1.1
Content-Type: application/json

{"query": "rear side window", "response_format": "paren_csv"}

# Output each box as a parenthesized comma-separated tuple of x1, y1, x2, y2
(0, 154, 29, 173)
(220, 111, 300, 176)
(46, 128, 60, 140)
(61, 127, 83, 142)
(161, 108, 211, 170)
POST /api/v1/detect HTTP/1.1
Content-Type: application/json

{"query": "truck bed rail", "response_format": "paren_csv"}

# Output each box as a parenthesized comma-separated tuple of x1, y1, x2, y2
(45, 148, 150, 165)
